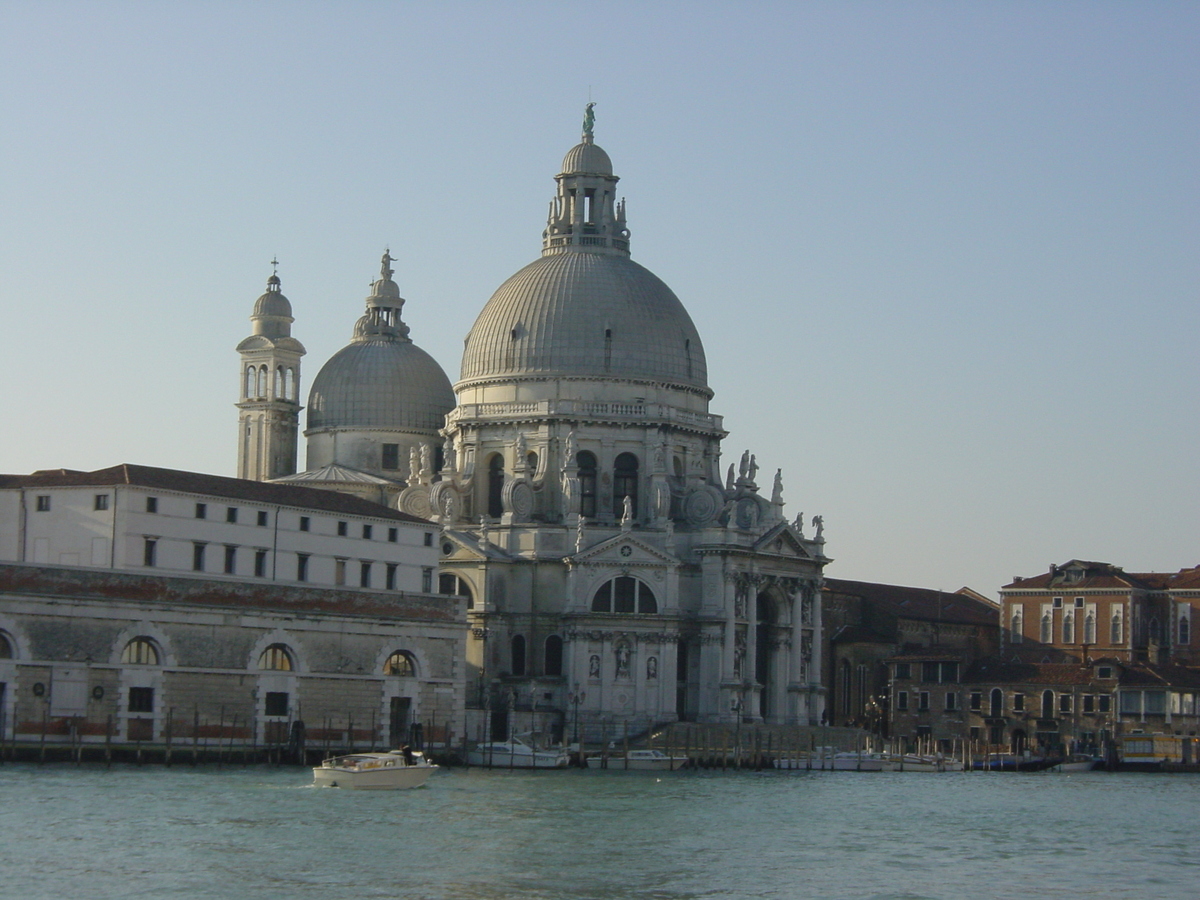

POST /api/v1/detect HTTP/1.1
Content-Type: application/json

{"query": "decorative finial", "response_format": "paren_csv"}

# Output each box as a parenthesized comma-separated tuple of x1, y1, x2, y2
(380, 248, 394, 280)
(583, 102, 596, 141)
(270, 257, 279, 276)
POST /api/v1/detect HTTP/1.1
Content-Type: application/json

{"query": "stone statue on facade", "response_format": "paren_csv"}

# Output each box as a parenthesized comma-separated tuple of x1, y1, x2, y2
(408, 446, 421, 485)
(589, 654, 601, 679)
(747, 454, 758, 485)
(478, 516, 490, 547)
(812, 515, 824, 542)
(562, 429, 577, 471)
(621, 494, 633, 527)
(583, 101, 596, 138)
(420, 442, 432, 477)
(647, 656, 658, 680)
(380, 249, 394, 279)
(575, 516, 586, 553)
(725, 463, 736, 492)
(615, 643, 631, 678)
(733, 631, 746, 680)
(514, 432, 526, 460)
(793, 512, 805, 538)
(442, 436, 456, 473)
(771, 469, 783, 505)
(738, 450, 750, 481)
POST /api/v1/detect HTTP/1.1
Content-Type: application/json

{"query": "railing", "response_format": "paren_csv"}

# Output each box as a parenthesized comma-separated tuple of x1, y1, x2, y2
(447, 400, 722, 432)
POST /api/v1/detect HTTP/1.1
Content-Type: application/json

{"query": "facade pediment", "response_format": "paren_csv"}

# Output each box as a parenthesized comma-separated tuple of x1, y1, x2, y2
(571, 533, 679, 568)
(751, 523, 812, 560)
(439, 530, 512, 562)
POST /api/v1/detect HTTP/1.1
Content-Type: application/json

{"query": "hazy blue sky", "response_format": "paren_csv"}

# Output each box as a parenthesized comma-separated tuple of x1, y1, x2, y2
(1, 1, 1196, 598)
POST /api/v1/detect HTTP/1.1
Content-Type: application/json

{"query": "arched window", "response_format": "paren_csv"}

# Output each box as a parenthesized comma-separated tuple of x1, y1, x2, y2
(121, 637, 159, 666)
(284, 367, 295, 401)
(1041, 690, 1055, 719)
(274, 366, 283, 399)
(256, 366, 267, 398)
(257, 643, 293, 671)
(438, 573, 474, 609)
(1010, 612, 1023, 643)
(989, 688, 1003, 717)
(383, 651, 416, 677)
(511, 635, 526, 676)
(1062, 612, 1074, 644)
(487, 454, 504, 519)
(1111, 613, 1122, 644)
(0, 631, 13, 659)
(244, 366, 255, 399)
(1084, 613, 1096, 644)
(1040, 614, 1052, 644)
(591, 576, 657, 614)
(544, 635, 563, 676)
(526, 452, 539, 477)
(1180, 617, 1190, 646)
(613, 452, 639, 519)
(577, 451, 597, 518)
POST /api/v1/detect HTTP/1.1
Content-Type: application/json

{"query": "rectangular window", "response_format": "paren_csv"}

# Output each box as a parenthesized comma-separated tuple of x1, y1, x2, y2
(1013, 693, 1025, 712)
(195, 503, 206, 519)
(224, 545, 237, 574)
(1119, 692, 1140, 714)
(297, 553, 309, 582)
(1052, 596, 1063, 609)
(254, 549, 267, 578)
(264, 692, 289, 717)
(894, 663, 911, 680)
(424, 532, 434, 547)
(918, 691, 930, 711)
(386, 563, 397, 590)
(299, 516, 310, 532)
(969, 691, 982, 711)
(257, 510, 268, 527)
(922, 662, 939, 683)
(362, 524, 373, 540)
(381, 443, 400, 470)
(1145, 691, 1167, 714)
(145, 497, 158, 513)
(422, 567, 433, 593)
(337, 521, 348, 537)
(1074, 597, 1085, 608)
(335, 558, 347, 586)
(193, 543, 207, 572)
(1083, 695, 1095, 713)
(128, 687, 154, 713)
(941, 662, 958, 683)
(1099, 695, 1111, 713)
(896, 691, 908, 711)
(360, 561, 371, 588)
(35, 495, 50, 512)
(945, 692, 958, 711)
(143, 538, 157, 568)
(94, 494, 109, 511)
(1059, 695, 1072, 714)
(388, 528, 398, 543)
(226, 507, 238, 524)
(1098, 666, 1113, 679)
(969, 727, 981, 742)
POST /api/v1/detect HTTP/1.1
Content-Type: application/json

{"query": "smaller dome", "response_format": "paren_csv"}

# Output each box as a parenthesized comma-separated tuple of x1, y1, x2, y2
(307, 340, 454, 432)
(252, 275, 293, 319)
(561, 139, 613, 176)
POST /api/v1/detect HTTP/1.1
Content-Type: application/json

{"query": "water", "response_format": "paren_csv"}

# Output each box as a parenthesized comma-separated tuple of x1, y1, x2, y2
(1, 764, 1197, 900)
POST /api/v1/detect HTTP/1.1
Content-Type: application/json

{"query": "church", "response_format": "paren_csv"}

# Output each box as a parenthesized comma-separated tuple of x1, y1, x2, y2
(236, 108, 831, 741)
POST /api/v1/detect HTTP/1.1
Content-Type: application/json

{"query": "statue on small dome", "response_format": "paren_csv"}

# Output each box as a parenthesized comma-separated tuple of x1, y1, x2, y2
(583, 102, 596, 138)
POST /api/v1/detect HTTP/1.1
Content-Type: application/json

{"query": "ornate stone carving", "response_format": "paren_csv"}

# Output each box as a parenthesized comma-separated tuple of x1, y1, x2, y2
(398, 484, 432, 519)
(682, 485, 722, 526)
(505, 479, 533, 521)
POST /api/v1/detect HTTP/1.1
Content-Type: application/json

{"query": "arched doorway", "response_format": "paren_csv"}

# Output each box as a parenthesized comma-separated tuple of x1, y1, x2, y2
(756, 593, 779, 720)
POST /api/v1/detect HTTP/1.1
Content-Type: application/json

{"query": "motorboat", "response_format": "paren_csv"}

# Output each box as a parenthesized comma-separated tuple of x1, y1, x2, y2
(312, 749, 437, 789)
(467, 734, 569, 768)
(773, 751, 894, 771)
(586, 748, 690, 771)
(1050, 754, 1101, 773)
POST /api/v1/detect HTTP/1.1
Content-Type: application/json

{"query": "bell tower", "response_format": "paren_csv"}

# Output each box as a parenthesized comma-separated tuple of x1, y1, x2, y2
(235, 263, 306, 480)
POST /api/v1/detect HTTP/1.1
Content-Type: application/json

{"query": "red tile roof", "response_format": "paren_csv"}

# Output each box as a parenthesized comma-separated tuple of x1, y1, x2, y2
(825, 578, 997, 627)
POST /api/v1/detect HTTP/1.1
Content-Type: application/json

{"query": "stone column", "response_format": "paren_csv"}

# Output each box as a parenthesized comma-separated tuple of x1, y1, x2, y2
(790, 589, 804, 724)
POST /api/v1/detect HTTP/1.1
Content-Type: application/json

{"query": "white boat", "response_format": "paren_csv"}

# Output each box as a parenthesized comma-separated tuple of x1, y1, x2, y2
(586, 748, 690, 771)
(467, 734, 569, 768)
(884, 753, 964, 773)
(1050, 755, 1100, 773)
(774, 751, 894, 771)
(312, 749, 437, 789)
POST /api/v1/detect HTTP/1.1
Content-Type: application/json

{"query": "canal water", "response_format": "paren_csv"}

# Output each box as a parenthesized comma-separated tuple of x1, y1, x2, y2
(0, 764, 1196, 899)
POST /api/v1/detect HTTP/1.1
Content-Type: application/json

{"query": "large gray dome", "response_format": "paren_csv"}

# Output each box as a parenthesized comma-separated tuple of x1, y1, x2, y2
(459, 251, 709, 392)
(308, 339, 454, 431)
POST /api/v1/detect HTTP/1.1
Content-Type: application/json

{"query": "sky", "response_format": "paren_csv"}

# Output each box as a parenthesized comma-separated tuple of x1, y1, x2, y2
(1, 1, 1196, 599)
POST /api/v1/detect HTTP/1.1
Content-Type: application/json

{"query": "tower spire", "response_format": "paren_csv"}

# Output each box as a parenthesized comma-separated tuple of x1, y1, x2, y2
(542, 109, 630, 257)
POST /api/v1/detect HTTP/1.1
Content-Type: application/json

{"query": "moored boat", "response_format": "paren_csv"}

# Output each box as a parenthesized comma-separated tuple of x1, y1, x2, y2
(586, 748, 690, 771)
(467, 733, 569, 768)
(312, 749, 437, 789)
